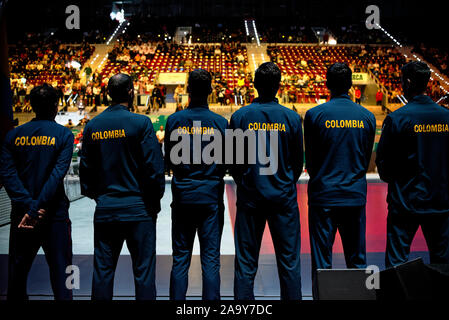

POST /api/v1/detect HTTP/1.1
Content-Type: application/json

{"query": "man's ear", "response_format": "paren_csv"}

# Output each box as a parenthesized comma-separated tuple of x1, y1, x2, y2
(402, 77, 410, 90)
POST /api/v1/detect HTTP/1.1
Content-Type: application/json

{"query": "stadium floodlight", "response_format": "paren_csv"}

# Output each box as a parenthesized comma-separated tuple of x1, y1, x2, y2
(110, 9, 125, 23)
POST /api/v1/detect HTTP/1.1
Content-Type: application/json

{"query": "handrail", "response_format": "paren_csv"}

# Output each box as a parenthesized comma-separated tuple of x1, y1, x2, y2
(366, 68, 393, 113)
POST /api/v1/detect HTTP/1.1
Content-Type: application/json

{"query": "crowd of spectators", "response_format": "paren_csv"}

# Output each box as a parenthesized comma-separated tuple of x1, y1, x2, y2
(9, 41, 95, 112)
(9, 20, 448, 112)
(268, 44, 410, 103)
(413, 44, 449, 78)
(99, 37, 253, 108)
(331, 24, 390, 44)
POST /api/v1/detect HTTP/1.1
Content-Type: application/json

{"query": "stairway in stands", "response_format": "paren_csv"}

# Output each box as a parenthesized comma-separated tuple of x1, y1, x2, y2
(80, 20, 129, 85)
(82, 44, 110, 80)
(247, 44, 268, 74)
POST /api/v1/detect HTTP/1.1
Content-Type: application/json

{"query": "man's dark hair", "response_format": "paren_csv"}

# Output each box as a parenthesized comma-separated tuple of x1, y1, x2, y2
(254, 62, 281, 98)
(326, 63, 353, 95)
(188, 69, 212, 97)
(30, 83, 58, 118)
(401, 61, 431, 94)
(107, 73, 133, 103)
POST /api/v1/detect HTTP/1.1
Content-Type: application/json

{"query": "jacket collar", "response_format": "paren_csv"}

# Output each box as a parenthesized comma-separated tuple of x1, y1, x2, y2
(409, 94, 434, 104)
(330, 93, 351, 100)
(253, 97, 279, 104)
(31, 118, 55, 122)
(106, 104, 129, 111)
(187, 103, 209, 109)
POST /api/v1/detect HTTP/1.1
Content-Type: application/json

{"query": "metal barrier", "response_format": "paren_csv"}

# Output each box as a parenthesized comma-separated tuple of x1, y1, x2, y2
(0, 187, 11, 227)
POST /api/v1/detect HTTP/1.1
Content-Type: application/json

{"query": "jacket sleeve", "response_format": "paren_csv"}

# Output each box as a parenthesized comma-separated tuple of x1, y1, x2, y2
(290, 115, 304, 182)
(79, 126, 96, 199)
(164, 117, 173, 172)
(303, 111, 314, 176)
(228, 114, 243, 184)
(364, 114, 376, 171)
(0, 131, 33, 212)
(141, 118, 165, 209)
(29, 130, 74, 217)
(376, 115, 395, 183)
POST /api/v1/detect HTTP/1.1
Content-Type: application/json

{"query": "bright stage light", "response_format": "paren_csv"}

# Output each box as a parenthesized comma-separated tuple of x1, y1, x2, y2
(110, 9, 125, 23)
(68, 60, 81, 69)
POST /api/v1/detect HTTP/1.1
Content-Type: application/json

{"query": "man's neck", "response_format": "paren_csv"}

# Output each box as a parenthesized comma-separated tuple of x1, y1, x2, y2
(35, 116, 54, 121)
(405, 92, 426, 101)
(257, 96, 276, 103)
(330, 92, 348, 98)
(189, 97, 208, 106)
(115, 102, 129, 109)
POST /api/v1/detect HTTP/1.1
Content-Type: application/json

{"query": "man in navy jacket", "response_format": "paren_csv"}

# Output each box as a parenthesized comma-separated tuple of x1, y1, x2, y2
(165, 69, 228, 300)
(304, 63, 376, 299)
(230, 62, 303, 300)
(79, 73, 165, 300)
(0, 84, 74, 300)
(376, 61, 449, 267)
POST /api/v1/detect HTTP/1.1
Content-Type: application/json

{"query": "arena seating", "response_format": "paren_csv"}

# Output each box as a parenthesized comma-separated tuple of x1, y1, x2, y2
(9, 43, 94, 86)
(268, 45, 406, 102)
(100, 42, 249, 89)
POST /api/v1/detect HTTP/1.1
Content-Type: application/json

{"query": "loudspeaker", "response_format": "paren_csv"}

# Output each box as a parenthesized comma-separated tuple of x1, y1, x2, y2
(376, 258, 433, 300)
(315, 268, 377, 300)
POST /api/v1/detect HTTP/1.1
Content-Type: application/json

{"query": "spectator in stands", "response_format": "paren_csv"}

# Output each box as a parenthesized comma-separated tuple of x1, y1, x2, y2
(354, 86, 362, 104)
(86, 85, 93, 106)
(93, 85, 101, 110)
(376, 89, 384, 106)
(84, 65, 92, 82)
(160, 85, 167, 108)
(151, 85, 162, 112)
(154, 125, 165, 156)
(65, 119, 74, 128)
(174, 84, 184, 104)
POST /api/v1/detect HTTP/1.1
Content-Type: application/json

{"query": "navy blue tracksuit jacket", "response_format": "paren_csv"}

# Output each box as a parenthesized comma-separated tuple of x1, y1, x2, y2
(304, 94, 376, 207)
(164, 104, 228, 205)
(377, 95, 449, 215)
(230, 98, 304, 209)
(1, 119, 74, 220)
(80, 104, 165, 221)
